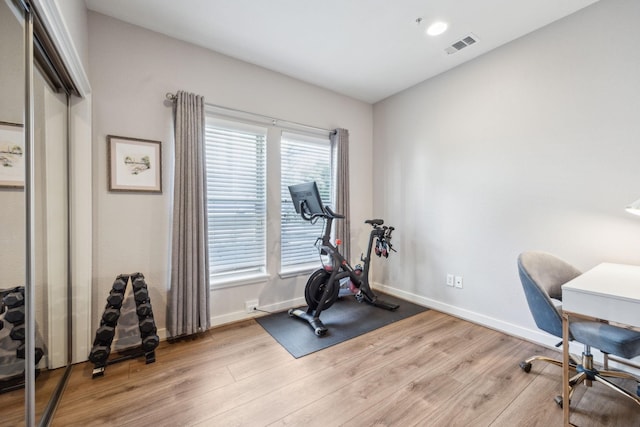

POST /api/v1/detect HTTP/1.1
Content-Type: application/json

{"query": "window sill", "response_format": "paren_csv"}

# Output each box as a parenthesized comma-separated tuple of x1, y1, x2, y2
(210, 273, 270, 290)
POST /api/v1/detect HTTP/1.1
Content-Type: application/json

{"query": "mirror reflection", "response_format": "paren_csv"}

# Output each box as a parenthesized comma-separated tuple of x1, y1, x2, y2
(1, 0, 70, 424)
(0, 1, 27, 423)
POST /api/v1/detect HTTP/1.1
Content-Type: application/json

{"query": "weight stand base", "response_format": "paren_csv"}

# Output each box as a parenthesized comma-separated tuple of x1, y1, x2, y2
(92, 347, 156, 379)
(0, 370, 40, 394)
(92, 366, 106, 379)
(288, 308, 328, 336)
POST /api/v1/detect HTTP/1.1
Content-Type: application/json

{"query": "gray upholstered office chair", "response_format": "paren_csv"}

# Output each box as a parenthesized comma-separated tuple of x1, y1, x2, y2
(518, 251, 640, 407)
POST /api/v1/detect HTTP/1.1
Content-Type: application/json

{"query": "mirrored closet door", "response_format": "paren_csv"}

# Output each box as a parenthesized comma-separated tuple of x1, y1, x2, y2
(0, 1, 28, 423)
(0, 0, 72, 425)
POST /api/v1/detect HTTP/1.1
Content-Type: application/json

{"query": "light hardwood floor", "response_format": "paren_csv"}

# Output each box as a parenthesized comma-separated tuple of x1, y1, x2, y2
(11, 309, 640, 426)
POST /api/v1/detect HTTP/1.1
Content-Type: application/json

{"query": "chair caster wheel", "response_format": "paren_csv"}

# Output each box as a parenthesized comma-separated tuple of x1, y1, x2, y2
(554, 395, 567, 408)
(519, 361, 532, 373)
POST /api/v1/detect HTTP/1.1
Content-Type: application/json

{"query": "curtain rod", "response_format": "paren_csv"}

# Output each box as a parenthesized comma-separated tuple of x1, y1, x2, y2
(165, 92, 335, 135)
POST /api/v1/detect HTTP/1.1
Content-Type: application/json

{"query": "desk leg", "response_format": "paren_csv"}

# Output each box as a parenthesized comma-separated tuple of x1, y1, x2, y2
(562, 311, 570, 426)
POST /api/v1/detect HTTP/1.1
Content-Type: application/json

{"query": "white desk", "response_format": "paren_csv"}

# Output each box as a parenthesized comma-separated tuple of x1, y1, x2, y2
(563, 263, 640, 328)
(561, 262, 640, 426)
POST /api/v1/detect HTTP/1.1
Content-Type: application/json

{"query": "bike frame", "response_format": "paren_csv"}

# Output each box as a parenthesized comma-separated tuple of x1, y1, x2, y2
(289, 208, 396, 335)
(288, 194, 398, 336)
(315, 213, 383, 307)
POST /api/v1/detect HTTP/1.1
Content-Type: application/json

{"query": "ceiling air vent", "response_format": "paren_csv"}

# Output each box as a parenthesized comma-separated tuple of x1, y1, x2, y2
(445, 34, 479, 55)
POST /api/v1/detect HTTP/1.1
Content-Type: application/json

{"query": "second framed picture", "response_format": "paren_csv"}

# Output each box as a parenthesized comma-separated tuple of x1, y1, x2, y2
(108, 135, 162, 193)
(0, 121, 24, 188)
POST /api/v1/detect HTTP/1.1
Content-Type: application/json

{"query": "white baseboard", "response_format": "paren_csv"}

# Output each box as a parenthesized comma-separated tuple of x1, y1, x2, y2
(209, 296, 306, 328)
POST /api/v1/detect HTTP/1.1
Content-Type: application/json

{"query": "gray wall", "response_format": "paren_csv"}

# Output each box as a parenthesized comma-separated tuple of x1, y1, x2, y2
(88, 12, 374, 339)
(372, 0, 640, 346)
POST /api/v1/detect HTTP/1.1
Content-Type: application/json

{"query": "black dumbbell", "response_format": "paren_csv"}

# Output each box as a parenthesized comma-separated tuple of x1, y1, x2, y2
(16, 344, 44, 364)
(141, 334, 159, 352)
(102, 308, 120, 325)
(139, 317, 156, 334)
(134, 287, 149, 304)
(10, 324, 25, 341)
(95, 325, 116, 343)
(88, 344, 110, 364)
(132, 276, 146, 291)
(5, 306, 25, 324)
(112, 277, 128, 293)
(3, 291, 24, 308)
(106, 290, 124, 309)
(136, 302, 152, 317)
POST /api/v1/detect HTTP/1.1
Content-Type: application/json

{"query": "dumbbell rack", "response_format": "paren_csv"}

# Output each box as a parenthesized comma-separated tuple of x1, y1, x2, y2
(0, 286, 45, 394)
(89, 273, 159, 378)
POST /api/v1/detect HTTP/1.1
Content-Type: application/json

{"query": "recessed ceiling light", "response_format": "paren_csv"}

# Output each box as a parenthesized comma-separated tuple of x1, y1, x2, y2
(426, 21, 448, 36)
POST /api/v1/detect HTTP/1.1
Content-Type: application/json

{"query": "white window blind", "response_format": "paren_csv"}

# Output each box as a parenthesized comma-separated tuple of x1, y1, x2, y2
(205, 117, 267, 282)
(280, 131, 334, 270)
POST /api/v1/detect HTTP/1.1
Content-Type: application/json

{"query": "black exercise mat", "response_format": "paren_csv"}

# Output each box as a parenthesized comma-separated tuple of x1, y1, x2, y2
(256, 293, 428, 358)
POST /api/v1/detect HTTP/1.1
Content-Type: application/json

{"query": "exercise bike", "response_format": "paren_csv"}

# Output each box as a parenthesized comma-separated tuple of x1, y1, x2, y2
(287, 182, 399, 336)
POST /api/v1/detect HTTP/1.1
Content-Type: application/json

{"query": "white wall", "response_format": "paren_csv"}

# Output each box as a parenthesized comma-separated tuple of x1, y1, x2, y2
(88, 12, 373, 339)
(372, 0, 640, 346)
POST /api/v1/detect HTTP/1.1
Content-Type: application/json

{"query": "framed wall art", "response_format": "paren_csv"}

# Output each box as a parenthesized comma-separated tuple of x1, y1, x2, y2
(108, 135, 162, 193)
(0, 121, 24, 188)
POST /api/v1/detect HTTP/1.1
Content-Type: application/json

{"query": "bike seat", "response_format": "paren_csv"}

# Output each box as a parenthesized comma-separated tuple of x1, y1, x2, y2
(365, 219, 384, 226)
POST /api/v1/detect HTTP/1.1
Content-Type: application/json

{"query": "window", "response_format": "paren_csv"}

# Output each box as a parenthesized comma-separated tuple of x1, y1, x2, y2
(205, 117, 267, 284)
(204, 107, 337, 285)
(280, 131, 334, 271)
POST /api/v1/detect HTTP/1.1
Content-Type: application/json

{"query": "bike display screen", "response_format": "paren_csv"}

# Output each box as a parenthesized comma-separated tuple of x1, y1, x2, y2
(288, 181, 324, 216)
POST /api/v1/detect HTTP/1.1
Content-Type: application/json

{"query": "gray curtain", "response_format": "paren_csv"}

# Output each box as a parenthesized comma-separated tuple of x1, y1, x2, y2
(169, 91, 210, 337)
(332, 128, 351, 263)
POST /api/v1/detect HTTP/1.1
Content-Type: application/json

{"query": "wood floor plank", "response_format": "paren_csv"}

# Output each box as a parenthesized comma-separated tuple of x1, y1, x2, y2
(186, 312, 451, 426)
(46, 308, 640, 427)
(0, 367, 65, 427)
(339, 327, 533, 427)
(566, 376, 640, 427)
(273, 334, 458, 426)
(265, 313, 464, 426)
(491, 361, 580, 427)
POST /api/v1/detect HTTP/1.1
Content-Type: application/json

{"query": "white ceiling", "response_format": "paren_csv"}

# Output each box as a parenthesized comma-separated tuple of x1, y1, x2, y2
(84, 0, 599, 104)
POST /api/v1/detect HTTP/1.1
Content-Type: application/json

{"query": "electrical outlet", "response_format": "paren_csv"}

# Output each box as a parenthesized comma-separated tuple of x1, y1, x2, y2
(454, 276, 463, 289)
(245, 299, 259, 313)
(446, 274, 454, 287)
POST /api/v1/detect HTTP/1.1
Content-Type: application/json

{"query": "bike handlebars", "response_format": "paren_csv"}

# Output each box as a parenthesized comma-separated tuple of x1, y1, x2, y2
(324, 206, 345, 219)
(299, 205, 397, 257)
(299, 205, 344, 222)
